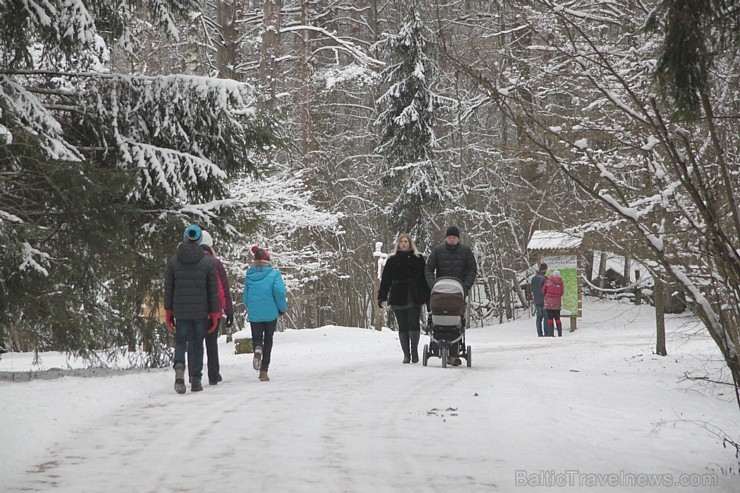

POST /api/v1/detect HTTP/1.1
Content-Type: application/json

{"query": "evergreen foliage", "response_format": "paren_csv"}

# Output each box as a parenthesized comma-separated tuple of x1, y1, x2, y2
(0, 0, 279, 364)
(1, 0, 737, 399)
(375, 0, 445, 246)
(649, 0, 740, 119)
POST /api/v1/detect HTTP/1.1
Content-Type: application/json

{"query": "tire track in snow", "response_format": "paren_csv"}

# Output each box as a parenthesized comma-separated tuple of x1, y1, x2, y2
(7, 350, 492, 492)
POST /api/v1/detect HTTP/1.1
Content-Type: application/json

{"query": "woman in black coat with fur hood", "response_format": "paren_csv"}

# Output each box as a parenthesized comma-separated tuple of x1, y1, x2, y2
(378, 234, 431, 363)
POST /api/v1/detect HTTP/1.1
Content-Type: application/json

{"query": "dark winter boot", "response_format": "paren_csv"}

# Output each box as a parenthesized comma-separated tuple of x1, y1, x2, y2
(399, 333, 411, 364)
(556, 321, 562, 337)
(191, 377, 203, 392)
(174, 362, 186, 395)
(259, 370, 270, 381)
(410, 331, 420, 363)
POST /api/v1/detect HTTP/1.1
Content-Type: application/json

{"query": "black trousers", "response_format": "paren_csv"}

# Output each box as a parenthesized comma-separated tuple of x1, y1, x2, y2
(392, 305, 422, 358)
(251, 319, 277, 371)
(546, 309, 562, 336)
(392, 304, 422, 333)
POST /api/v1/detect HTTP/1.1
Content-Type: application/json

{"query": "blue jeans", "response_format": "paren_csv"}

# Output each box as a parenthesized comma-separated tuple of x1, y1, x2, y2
(187, 319, 221, 382)
(174, 318, 206, 378)
(535, 305, 546, 337)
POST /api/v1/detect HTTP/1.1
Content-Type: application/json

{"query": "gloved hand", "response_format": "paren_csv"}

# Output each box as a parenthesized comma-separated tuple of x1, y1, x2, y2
(278, 310, 285, 317)
(378, 300, 384, 309)
(207, 313, 220, 334)
(225, 314, 234, 327)
(165, 310, 175, 332)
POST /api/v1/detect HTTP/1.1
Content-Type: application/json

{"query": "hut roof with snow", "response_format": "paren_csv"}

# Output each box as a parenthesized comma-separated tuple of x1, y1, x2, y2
(527, 230, 583, 253)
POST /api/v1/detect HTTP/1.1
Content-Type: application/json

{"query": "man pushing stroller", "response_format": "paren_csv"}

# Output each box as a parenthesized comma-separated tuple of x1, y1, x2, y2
(425, 226, 478, 366)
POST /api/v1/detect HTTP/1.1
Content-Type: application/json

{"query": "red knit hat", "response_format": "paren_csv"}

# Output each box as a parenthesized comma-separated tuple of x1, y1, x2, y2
(251, 245, 271, 261)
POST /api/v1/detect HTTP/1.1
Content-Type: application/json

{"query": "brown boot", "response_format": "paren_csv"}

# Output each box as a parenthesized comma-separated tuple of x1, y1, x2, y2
(259, 370, 269, 381)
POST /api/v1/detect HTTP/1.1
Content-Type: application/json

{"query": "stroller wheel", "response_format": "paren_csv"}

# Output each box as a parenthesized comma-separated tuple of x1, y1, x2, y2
(466, 345, 472, 367)
(441, 346, 448, 368)
(422, 344, 429, 367)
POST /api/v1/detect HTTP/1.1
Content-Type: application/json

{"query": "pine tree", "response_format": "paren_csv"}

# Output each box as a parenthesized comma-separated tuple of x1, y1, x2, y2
(0, 1, 279, 361)
(375, 0, 444, 247)
(648, 0, 740, 120)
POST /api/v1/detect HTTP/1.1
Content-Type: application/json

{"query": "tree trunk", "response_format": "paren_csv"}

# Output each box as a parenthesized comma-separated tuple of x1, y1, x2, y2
(300, 0, 312, 167)
(260, 0, 282, 108)
(583, 251, 594, 285)
(623, 254, 631, 288)
(654, 278, 667, 356)
(216, 0, 239, 79)
(597, 251, 608, 295)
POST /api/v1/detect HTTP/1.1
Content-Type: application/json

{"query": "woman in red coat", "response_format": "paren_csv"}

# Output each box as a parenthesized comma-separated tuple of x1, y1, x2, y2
(542, 270, 564, 337)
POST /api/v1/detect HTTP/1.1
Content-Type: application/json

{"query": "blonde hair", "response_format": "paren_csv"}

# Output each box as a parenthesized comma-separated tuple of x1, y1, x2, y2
(391, 234, 420, 256)
(201, 244, 217, 258)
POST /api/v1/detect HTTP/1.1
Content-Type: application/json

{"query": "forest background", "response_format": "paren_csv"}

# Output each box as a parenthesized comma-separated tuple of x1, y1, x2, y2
(1, 0, 738, 399)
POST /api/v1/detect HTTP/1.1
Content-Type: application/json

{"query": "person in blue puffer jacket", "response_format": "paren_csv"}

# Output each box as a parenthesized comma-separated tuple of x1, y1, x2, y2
(243, 245, 287, 382)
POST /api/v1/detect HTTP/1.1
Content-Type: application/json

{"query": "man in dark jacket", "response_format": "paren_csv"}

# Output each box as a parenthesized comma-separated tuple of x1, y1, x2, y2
(530, 263, 548, 337)
(425, 225, 477, 292)
(186, 230, 234, 386)
(425, 225, 478, 365)
(164, 225, 220, 394)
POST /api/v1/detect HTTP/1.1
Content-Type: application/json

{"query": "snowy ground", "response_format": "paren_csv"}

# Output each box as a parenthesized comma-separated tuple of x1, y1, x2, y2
(1, 297, 738, 492)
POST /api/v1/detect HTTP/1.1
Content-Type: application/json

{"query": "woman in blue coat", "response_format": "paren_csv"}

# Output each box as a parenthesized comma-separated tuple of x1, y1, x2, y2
(243, 245, 287, 381)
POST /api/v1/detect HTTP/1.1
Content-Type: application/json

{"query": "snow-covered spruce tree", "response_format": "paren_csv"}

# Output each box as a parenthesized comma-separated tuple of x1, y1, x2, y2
(442, 0, 740, 408)
(128, 0, 381, 331)
(375, 0, 445, 248)
(0, 1, 278, 364)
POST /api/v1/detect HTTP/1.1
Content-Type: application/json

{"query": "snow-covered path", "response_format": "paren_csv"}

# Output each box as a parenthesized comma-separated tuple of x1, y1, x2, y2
(2, 299, 738, 492)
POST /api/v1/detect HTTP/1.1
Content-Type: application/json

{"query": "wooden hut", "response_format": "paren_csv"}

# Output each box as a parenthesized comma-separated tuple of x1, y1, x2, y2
(527, 230, 584, 331)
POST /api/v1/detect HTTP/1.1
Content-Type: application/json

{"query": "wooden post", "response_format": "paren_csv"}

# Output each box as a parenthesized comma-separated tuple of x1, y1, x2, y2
(634, 269, 642, 305)
(623, 254, 632, 288)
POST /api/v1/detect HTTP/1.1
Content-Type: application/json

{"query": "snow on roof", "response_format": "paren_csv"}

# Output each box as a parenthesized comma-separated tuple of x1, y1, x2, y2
(527, 230, 583, 251)
(592, 251, 653, 284)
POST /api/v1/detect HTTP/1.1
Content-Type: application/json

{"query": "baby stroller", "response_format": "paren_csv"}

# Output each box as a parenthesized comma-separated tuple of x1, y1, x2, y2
(422, 277, 471, 368)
